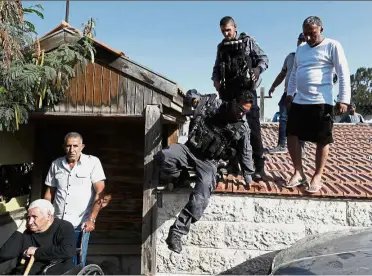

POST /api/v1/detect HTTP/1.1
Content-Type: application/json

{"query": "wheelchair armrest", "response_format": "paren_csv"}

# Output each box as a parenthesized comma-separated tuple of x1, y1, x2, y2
(42, 259, 65, 275)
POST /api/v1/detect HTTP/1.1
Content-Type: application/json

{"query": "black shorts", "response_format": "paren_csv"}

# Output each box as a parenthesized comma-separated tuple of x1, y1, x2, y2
(286, 103, 335, 145)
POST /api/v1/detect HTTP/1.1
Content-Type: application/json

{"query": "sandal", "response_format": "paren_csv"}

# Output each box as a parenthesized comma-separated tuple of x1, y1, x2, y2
(283, 177, 307, 188)
(304, 183, 323, 193)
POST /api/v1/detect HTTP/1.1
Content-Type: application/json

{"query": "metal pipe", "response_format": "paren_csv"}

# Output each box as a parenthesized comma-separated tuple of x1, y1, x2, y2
(65, 0, 70, 23)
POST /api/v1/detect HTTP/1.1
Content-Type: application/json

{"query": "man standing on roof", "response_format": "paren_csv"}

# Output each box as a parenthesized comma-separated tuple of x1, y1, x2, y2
(267, 33, 306, 156)
(285, 16, 351, 193)
(339, 103, 365, 123)
(211, 16, 269, 181)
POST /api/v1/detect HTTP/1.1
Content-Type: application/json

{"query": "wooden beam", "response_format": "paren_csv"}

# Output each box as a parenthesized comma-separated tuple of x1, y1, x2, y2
(109, 57, 177, 98)
(141, 105, 162, 276)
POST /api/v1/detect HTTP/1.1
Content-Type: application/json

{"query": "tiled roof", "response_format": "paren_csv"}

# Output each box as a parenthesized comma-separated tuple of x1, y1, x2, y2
(215, 123, 372, 199)
(39, 21, 126, 57)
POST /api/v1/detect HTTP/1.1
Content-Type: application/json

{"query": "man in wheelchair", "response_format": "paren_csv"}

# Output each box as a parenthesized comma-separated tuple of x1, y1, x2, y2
(0, 199, 76, 275)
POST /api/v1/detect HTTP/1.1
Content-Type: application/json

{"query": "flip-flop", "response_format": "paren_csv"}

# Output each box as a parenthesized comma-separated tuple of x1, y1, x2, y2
(304, 183, 323, 193)
(283, 177, 307, 188)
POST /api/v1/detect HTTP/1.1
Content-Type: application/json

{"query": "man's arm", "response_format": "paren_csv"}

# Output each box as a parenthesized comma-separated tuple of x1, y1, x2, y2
(236, 125, 255, 183)
(211, 44, 222, 82)
(286, 52, 298, 97)
(44, 187, 56, 202)
(270, 54, 290, 95)
(82, 157, 107, 232)
(270, 70, 286, 90)
(332, 41, 351, 105)
(34, 221, 76, 261)
(44, 164, 57, 202)
(87, 181, 106, 222)
(249, 37, 269, 74)
(359, 114, 365, 123)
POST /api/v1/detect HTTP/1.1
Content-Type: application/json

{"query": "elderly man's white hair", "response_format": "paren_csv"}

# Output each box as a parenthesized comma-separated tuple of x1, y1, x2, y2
(28, 199, 55, 216)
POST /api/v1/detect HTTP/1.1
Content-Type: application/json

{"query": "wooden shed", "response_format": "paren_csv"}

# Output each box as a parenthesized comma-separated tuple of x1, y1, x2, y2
(29, 21, 186, 275)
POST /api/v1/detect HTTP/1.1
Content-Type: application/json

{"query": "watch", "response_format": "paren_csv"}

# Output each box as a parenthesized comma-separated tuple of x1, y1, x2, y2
(88, 218, 96, 223)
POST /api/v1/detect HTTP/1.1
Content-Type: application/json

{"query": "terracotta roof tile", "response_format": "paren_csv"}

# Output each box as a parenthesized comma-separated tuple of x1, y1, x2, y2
(215, 123, 372, 199)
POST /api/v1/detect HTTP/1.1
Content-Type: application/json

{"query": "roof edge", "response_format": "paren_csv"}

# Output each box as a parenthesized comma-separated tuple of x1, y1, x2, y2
(39, 20, 126, 57)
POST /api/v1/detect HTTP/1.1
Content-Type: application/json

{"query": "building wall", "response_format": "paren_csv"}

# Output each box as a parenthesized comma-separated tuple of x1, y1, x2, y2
(0, 125, 35, 165)
(156, 192, 371, 275)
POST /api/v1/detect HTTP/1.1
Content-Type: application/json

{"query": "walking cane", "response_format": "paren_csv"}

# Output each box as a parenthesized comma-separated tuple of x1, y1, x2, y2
(23, 255, 35, 276)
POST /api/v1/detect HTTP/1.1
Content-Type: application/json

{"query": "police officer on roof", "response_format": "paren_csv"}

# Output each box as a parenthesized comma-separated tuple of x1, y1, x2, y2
(212, 16, 269, 181)
(154, 89, 255, 254)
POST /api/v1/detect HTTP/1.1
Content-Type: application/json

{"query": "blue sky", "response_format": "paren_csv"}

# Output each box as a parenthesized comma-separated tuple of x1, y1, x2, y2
(26, 1, 372, 118)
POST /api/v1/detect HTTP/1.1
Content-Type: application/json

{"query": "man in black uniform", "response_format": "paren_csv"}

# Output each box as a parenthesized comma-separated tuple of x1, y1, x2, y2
(154, 89, 255, 254)
(211, 16, 269, 180)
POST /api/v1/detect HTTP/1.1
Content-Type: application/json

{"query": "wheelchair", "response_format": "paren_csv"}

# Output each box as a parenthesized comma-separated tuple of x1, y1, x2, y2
(13, 232, 104, 276)
(41, 233, 104, 275)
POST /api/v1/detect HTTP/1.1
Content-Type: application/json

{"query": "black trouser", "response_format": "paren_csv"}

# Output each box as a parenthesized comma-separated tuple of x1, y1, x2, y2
(154, 143, 217, 235)
(246, 92, 265, 173)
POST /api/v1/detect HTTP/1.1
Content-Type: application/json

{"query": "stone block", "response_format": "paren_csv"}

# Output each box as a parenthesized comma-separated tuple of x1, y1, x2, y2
(157, 220, 225, 248)
(253, 197, 347, 226)
(304, 224, 365, 236)
(158, 194, 254, 223)
(224, 222, 306, 251)
(202, 195, 254, 222)
(347, 201, 372, 227)
(158, 193, 190, 221)
(157, 246, 203, 274)
(157, 246, 261, 275)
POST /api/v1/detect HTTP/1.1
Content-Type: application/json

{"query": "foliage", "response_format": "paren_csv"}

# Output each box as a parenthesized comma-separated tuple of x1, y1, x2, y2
(350, 67, 372, 117)
(0, 0, 96, 132)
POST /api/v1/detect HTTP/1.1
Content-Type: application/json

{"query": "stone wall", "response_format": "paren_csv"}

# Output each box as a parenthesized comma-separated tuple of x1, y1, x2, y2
(156, 192, 371, 275)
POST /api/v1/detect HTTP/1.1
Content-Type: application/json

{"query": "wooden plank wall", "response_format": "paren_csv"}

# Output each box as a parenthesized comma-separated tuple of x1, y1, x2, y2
(54, 62, 173, 115)
(34, 118, 145, 251)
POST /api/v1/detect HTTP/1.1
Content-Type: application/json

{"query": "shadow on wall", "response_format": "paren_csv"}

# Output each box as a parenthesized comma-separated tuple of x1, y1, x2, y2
(0, 209, 27, 274)
(219, 250, 279, 275)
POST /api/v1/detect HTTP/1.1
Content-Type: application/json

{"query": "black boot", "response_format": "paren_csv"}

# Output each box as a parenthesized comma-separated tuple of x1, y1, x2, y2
(165, 231, 183, 254)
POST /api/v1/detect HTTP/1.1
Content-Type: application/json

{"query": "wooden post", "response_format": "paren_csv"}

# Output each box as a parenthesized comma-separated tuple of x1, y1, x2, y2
(260, 87, 265, 122)
(141, 105, 162, 276)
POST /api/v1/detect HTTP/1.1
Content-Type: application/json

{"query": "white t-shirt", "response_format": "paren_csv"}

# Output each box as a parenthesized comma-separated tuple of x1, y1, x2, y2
(287, 38, 351, 105)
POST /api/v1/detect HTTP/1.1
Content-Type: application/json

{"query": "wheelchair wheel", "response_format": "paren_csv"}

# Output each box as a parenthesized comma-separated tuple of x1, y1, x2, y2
(77, 264, 104, 275)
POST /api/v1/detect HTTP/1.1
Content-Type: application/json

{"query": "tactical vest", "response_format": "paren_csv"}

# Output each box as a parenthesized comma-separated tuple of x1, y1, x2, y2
(187, 110, 247, 161)
(218, 33, 258, 101)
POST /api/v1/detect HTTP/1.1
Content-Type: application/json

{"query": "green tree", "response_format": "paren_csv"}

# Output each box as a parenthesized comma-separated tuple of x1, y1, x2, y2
(0, 0, 96, 132)
(350, 67, 372, 117)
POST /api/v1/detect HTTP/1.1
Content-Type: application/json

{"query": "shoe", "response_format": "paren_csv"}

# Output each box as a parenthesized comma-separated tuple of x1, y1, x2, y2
(268, 145, 288, 154)
(165, 231, 182, 254)
(252, 170, 267, 182)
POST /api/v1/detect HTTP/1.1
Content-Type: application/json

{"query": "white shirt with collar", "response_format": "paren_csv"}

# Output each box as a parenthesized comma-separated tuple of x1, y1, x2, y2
(45, 153, 106, 228)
